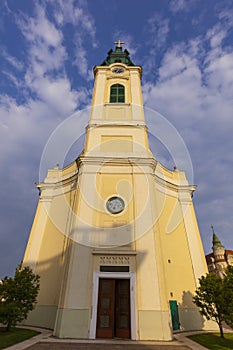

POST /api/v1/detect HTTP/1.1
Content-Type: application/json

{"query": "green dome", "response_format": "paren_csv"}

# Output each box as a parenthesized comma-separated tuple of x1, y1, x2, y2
(211, 226, 223, 247)
(213, 233, 222, 246)
(101, 45, 135, 66)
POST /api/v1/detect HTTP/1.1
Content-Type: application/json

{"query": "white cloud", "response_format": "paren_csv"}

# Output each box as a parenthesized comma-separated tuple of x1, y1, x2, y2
(33, 78, 74, 112)
(0, 1, 94, 182)
(205, 52, 233, 97)
(16, 4, 66, 79)
(158, 44, 200, 82)
(0, 4, 94, 225)
(0, 92, 67, 276)
(2, 70, 22, 88)
(206, 23, 228, 49)
(28, 76, 89, 115)
(1, 48, 24, 70)
(142, 13, 170, 75)
(143, 20, 233, 251)
(169, 0, 193, 13)
(53, 0, 96, 41)
(143, 41, 203, 125)
(218, 8, 233, 26)
(0, 1, 94, 194)
(73, 34, 93, 81)
(50, 0, 97, 80)
(9, 1, 93, 114)
(28, 43, 67, 79)
(17, 4, 62, 47)
(147, 13, 169, 51)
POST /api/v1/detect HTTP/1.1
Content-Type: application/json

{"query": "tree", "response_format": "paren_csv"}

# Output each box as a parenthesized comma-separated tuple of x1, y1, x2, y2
(222, 266, 233, 328)
(193, 267, 233, 338)
(0, 263, 40, 331)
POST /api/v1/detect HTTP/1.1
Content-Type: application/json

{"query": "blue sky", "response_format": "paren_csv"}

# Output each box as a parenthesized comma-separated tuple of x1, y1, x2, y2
(0, 0, 233, 276)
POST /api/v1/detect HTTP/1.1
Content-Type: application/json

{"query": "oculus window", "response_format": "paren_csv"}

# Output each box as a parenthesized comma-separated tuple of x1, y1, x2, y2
(110, 84, 125, 103)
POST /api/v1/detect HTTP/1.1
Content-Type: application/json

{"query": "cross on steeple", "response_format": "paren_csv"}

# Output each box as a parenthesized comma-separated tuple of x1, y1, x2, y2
(114, 40, 125, 48)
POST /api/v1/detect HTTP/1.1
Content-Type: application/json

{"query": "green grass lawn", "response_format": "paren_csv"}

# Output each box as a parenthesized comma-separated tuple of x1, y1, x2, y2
(188, 333, 233, 350)
(0, 327, 40, 349)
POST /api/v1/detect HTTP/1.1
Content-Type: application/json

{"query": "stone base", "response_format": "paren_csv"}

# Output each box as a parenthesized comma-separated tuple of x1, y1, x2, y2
(54, 308, 90, 338)
(138, 310, 173, 340)
(23, 305, 57, 329)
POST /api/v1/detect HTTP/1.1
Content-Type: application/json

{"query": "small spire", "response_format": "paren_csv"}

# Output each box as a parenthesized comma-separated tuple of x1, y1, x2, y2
(211, 225, 222, 246)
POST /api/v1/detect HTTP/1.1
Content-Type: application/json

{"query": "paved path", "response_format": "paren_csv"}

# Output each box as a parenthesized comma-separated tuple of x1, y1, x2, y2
(5, 328, 211, 350)
(25, 341, 190, 350)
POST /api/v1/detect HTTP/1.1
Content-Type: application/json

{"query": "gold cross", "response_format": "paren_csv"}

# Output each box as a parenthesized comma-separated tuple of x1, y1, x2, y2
(114, 40, 125, 48)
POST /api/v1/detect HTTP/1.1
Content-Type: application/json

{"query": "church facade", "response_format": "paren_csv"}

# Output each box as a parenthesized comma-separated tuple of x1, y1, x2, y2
(23, 43, 215, 340)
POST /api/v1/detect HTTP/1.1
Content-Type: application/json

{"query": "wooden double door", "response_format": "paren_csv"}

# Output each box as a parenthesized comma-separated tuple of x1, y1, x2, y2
(96, 278, 131, 338)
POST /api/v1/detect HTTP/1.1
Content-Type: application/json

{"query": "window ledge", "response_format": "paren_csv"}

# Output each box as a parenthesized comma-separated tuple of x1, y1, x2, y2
(104, 103, 131, 107)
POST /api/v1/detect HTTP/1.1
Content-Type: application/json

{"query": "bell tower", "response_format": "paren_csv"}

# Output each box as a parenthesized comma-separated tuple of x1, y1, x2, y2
(85, 41, 149, 156)
(22, 43, 216, 340)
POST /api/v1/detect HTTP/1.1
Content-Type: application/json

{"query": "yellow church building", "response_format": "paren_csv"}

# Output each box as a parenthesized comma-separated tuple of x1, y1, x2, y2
(23, 42, 215, 340)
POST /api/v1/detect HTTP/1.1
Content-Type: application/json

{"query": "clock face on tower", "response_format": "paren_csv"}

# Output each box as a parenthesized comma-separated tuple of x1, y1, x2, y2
(106, 196, 125, 214)
(112, 67, 125, 74)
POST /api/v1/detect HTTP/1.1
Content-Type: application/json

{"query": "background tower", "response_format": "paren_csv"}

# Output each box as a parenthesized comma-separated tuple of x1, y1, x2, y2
(206, 226, 233, 277)
(23, 43, 215, 340)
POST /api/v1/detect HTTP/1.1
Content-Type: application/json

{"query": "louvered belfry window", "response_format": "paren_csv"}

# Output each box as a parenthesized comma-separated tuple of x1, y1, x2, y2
(110, 84, 125, 103)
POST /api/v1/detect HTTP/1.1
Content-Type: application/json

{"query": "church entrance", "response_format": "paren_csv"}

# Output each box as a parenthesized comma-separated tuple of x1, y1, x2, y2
(96, 278, 131, 338)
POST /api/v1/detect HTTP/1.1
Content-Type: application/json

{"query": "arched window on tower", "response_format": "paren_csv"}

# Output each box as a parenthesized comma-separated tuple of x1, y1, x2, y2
(110, 84, 125, 103)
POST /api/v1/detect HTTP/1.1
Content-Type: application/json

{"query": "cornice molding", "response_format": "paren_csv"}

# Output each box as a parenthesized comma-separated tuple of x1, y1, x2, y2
(107, 75, 129, 80)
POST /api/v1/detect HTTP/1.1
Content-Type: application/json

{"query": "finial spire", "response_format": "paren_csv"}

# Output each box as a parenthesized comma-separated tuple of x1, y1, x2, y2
(211, 225, 222, 246)
(114, 40, 125, 48)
